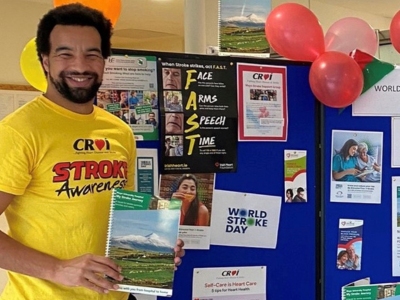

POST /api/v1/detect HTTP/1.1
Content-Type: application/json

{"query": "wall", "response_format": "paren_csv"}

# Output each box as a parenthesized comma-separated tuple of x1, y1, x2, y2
(0, 1, 51, 85)
(271, 0, 392, 31)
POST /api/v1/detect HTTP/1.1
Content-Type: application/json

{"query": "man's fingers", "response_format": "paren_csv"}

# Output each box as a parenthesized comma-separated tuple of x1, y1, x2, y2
(176, 239, 185, 248)
(174, 256, 182, 267)
(82, 255, 123, 282)
(77, 276, 117, 294)
(89, 255, 121, 273)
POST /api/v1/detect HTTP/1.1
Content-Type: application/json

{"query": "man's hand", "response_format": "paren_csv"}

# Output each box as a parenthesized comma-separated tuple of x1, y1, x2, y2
(174, 239, 185, 270)
(52, 254, 123, 294)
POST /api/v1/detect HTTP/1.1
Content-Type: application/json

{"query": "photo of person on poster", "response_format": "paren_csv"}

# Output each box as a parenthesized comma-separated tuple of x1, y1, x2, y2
(165, 137, 174, 156)
(332, 138, 361, 182)
(162, 68, 182, 90)
(285, 188, 293, 203)
(119, 90, 129, 107)
(159, 173, 215, 229)
(292, 187, 306, 202)
(174, 136, 184, 156)
(330, 130, 383, 204)
(336, 242, 362, 271)
(145, 112, 158, 128)
(336, 250, 348, 270)
(345, 244, 360, 270)
(171, 174, 210, 226)
(165, 113, 184, 134)
(166, 94, 183, 112)
(356, 142, 381, 182)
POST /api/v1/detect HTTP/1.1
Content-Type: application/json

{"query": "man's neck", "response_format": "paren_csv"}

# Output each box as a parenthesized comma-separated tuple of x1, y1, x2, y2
(44, 90, 94, 115)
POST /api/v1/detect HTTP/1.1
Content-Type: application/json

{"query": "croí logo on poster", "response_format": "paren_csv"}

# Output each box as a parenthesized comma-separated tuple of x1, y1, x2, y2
(221, 269, 240, 276)
(252, 73, 273, 80)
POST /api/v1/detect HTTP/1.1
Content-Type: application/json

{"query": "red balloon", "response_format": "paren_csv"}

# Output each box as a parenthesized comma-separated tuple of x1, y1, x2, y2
(309, 51, 363, 108)
(265, 3, 325, 61)
(325, 17, 377, 56)
(390, 10, 400, 53)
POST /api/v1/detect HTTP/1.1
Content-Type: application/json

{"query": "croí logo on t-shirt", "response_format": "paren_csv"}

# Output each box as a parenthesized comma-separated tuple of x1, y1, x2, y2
(73, 138, 110, 152)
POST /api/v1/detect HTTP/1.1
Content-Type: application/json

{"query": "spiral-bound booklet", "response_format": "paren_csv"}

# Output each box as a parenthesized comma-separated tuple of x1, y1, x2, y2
(106, 189, 181, 297)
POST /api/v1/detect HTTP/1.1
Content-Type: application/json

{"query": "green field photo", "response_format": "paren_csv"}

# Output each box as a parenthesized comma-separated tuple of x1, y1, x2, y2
(219, 0, 271, 54)
(109, 247, 175, 288)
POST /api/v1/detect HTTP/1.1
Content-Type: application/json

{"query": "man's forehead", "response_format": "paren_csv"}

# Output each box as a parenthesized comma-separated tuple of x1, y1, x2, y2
(49, 25, 101, 49)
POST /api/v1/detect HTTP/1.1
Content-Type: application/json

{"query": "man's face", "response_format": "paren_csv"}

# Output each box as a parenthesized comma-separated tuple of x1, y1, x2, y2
(163, 68, 181, 90)
(42, 25, 105, 104)
(165, 113, 183, 134)
(299, 192, 305, 198)
(149, 113, 155, 120)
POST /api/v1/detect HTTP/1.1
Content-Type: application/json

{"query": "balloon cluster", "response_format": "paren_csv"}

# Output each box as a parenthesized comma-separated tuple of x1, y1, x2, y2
(20, 0, 121, 92)
(265, 3, 379, 108)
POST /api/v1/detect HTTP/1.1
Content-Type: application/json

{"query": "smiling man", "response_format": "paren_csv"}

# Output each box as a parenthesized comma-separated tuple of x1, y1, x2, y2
(0, 4, 184, 300)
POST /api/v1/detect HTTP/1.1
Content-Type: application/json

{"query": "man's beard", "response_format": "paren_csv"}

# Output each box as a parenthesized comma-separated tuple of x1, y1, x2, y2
(49, 71, 102, 104)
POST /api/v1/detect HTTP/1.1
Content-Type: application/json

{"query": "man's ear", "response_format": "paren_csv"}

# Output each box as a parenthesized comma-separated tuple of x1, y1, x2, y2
(41, 55, 49, 74)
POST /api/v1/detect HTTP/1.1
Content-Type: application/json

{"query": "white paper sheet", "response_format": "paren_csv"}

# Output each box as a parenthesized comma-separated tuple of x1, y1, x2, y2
(210, 190, 281, 248)
(192, 266, 266, 300)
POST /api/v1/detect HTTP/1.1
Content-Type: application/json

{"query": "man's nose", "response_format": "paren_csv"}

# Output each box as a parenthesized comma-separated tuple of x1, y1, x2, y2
(71, 55, 91, 71)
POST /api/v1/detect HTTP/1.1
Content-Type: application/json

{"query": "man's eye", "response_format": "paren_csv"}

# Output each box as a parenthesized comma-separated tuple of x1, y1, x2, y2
(173, 72, 180, 76)
(88, 54, 101, 58)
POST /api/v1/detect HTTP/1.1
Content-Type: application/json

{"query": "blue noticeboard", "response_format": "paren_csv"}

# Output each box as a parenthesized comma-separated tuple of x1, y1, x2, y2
(118, 49, 320, 300)
(323, 105, 394, 300)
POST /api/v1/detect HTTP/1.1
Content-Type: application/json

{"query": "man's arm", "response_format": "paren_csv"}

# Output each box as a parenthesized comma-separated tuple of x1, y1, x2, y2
(0, 191, 123, 294)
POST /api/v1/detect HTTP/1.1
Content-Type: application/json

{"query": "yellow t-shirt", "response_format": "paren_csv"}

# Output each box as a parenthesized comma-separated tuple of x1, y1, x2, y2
(0, 95, 136, 300)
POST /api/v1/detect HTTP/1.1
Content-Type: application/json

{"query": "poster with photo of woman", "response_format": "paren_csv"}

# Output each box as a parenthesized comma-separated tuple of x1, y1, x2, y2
(330, 130, 383, 204)
(159, 173, 215, 249)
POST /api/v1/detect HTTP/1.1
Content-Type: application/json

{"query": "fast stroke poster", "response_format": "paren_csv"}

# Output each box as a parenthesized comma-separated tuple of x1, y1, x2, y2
(159, 58, 237, 174)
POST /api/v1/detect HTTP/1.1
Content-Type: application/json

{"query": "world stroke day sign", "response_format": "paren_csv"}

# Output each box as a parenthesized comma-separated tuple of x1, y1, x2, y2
(210, 190, 281, 248)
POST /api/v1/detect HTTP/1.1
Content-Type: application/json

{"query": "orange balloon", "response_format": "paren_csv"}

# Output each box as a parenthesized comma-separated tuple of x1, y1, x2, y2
(53, 0, 121, 27)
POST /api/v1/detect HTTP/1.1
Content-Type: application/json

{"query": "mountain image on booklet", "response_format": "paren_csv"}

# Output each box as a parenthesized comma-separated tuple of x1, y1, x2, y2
(106, 189, 181, 296)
